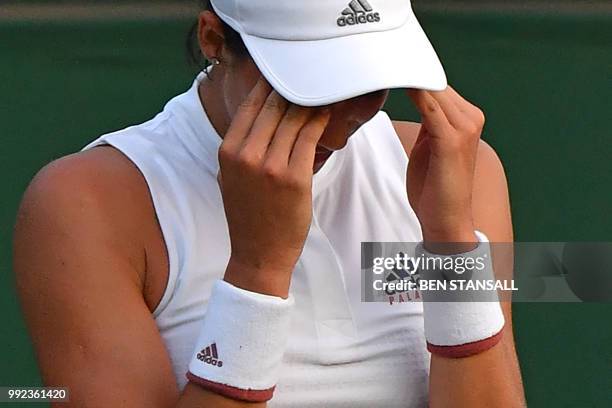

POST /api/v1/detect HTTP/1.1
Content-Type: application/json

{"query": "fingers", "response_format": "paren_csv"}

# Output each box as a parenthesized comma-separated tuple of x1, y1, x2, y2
(446, 86, 486, 127)
(289, 109, 332, 173)
(406, 89, 451, 136)
(220, 77, 330, 179)
(444, 86, 469, 107)
(223, 77, 272, 151)
(427, 90, 466, 130)
(239, 90, 289, 160)
(266, 105, 314, 167)
(407, 87, 485, 135)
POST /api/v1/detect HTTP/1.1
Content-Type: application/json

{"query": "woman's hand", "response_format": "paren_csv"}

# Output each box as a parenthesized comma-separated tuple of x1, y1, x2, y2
(218, 77, 331, 297)
(406, 87, 486, 250)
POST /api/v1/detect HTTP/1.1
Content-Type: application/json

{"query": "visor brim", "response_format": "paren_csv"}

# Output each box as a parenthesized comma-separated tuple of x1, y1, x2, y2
(242, 11, 447, 107)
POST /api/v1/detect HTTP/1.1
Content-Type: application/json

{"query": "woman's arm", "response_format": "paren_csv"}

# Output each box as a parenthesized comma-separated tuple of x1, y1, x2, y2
(394, 87, 526, 407)
(427, 141, 525, 407)
(13, 150, 262, 407)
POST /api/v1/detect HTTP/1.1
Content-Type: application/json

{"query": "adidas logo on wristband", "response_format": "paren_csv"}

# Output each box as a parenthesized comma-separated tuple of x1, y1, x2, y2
(337, 0, 381, 27)
(196, 342, 224, 368)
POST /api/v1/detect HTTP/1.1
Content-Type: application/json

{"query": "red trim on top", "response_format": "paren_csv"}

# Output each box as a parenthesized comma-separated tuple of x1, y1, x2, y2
(427, 326, 505, 358)
(186, 372, 275, 402)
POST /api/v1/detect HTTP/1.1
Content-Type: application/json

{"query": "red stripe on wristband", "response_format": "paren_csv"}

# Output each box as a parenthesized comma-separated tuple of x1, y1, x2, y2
(186, 371, 275, 402)
(426, 326, 505, 358)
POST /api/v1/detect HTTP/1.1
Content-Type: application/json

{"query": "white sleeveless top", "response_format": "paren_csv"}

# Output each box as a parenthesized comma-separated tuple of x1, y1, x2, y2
(82, 73, 430, 407)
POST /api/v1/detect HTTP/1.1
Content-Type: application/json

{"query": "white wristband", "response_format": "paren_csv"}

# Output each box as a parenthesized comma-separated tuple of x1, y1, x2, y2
(186, 279, 294, 402)
(416, 230, 505, 358)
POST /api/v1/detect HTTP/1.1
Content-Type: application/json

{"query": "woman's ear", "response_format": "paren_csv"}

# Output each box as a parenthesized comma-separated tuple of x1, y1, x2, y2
(198, 11, 226, 60)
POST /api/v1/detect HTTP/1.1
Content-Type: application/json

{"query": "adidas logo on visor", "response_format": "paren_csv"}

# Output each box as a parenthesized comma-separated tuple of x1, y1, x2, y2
(337, 0, 381, 27)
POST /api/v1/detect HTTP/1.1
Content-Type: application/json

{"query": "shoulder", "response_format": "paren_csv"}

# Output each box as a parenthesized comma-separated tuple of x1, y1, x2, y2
(14, 146, 159, 289)
(21, 146, 155, 229)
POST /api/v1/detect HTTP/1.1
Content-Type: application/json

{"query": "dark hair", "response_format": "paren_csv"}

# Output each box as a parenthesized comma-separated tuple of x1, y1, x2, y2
(186, 0, 248, 69)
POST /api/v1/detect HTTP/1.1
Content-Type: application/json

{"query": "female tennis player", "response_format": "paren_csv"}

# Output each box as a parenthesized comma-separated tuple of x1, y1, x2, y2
(14, 0, 525, 406)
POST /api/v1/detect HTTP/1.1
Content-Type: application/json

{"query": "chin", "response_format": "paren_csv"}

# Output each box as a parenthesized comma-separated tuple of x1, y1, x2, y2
(317, 125, 359, 151)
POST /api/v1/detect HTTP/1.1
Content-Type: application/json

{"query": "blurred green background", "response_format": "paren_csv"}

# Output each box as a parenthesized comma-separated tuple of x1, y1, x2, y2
(1, 1, 611, 407)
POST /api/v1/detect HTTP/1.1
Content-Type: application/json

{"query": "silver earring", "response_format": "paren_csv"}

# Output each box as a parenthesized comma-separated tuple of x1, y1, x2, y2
(204, 57, 221, 80)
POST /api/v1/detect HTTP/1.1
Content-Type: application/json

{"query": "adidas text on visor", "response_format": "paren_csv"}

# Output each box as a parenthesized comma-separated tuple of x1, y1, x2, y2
(210, 0, 447, 107)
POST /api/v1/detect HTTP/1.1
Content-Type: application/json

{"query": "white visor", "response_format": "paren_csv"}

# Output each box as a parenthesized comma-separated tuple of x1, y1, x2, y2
(211, 0, 447, 107)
